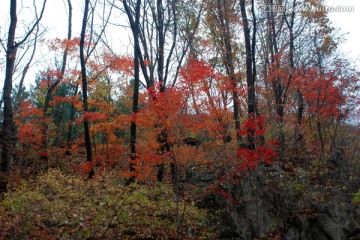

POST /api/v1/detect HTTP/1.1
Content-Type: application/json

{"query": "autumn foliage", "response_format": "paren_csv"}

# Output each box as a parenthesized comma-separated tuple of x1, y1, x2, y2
(1, 0, 360, 239)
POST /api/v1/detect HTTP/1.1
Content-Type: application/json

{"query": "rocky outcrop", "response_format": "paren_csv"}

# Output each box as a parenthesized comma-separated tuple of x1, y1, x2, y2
(191, 164, 359, 239)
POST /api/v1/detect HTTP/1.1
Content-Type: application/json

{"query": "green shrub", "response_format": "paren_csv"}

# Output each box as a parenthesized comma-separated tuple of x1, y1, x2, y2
(353, 191, 360, 207)
(0, 169, 215, 239)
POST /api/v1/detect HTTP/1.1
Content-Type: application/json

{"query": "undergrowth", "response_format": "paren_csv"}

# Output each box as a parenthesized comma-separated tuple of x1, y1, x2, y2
(0, 169, 215, 239)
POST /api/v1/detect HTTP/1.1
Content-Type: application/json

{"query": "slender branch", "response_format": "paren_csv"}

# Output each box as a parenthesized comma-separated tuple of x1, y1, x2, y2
(15, 0, 47, 47)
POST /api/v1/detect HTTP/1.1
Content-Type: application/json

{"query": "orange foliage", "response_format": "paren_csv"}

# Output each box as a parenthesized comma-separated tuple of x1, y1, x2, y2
(103, 52, 134, 75)
(48, 37, 80, 53)
(83, 111, 108, 123)
(52, 95, 80, 105)
(15, 101, 45, 160)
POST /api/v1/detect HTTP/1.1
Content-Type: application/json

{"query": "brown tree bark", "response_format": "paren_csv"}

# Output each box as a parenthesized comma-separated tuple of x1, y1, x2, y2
(121, 0, 201, 182)
(216, 0, 242, 145)
(1, 0, 47, 172)
(240, 0, 256, 150)
(123, 0, 141, 182)
(80, 0, 94, 179)
(1, 0, 17, 172)
(42, 0, 72, 154)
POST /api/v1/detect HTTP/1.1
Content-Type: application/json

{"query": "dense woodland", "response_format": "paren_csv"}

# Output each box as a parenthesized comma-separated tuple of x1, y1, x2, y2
(0, 0, 359, 239)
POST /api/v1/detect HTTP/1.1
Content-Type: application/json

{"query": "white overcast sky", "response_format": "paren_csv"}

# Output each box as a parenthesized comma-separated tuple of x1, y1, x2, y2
(0, 0, 359, 86)
(325, 0, 360, 61)
(40, 0, 360, 60)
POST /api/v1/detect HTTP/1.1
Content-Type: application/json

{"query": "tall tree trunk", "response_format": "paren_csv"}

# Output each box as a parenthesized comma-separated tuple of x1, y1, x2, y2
(1, 0, 47, 172)
(154, 0, 175, 182)
(240, 0, 256, 150)
(317, 120, 324, 153)
(124, 0, 141, 182)
(123, 0, 195, 182)
(157, 0, 165, 92)
(42, 0, 72, 153)
(216, 0, 242, 145)
(287, 0, 304, 156)
(1, 0, 17, 172)
(250, 0, 266, 146)
(314, 31, 325, 155)
(266, 0, 286, 157)
(53, 103, 65, 146)
(80, 0, 94, 179)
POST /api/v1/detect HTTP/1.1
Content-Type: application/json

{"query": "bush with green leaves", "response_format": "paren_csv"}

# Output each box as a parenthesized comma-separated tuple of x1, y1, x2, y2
(353, 191, 360, 207)
(0, 169, 215, 239)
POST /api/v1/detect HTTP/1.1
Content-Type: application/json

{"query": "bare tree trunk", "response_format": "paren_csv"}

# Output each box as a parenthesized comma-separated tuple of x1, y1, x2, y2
(42, 0, 72, 154)
(123, 0, 141, 182)
(1, 0, 47, 172)
(240, 0, 256, 150)
(314, 31, 326, 155)
(80, 0, 94, 179)
(122, 0, 199, 182)
(215, 0, 242, 145)
(144, 0, 178, 182)
(286, 0, 304, 157)
(155, 0, 170, 182)
(265, 0, 286, 158)
(317, 120, 324, 153)
(53, 103, 65, 146)
(1, 0, 17, 172)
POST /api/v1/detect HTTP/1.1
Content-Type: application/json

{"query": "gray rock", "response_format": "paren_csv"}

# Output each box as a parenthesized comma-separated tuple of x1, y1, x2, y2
(194, 165, 359, 239)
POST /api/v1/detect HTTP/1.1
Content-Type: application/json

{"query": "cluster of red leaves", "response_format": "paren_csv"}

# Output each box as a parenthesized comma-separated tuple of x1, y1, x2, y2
(16, 101, 43, 120)
(135, 153, 159, 181)
(178, 58, 240, 140)
(136, 85, 184, 129)
(265, 50, 290, 83)
(15, 101, 46, 160)
(38, 69, 63, 88)
(17, 123, 43, 147)
(179, 58, 215, 84)
(237, 116, 278, 172)
(123, 152, 168, 181)
(103, 52, 134, 75)
(75, 156, 102, 176)
(294, 68, 345, 120)
(114, 115, 131, 130)
(83, 111, 108, 123)
(52, 95, 80, 105)
(236, 142, 278, 172)
(43, 69, 63, 78)
(179, 58, 237, 97)
(76, 161, 96, 176)
(37, 151, 48, 159)
(239, 115, 266, 137)
(48, 37, 80, 53)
